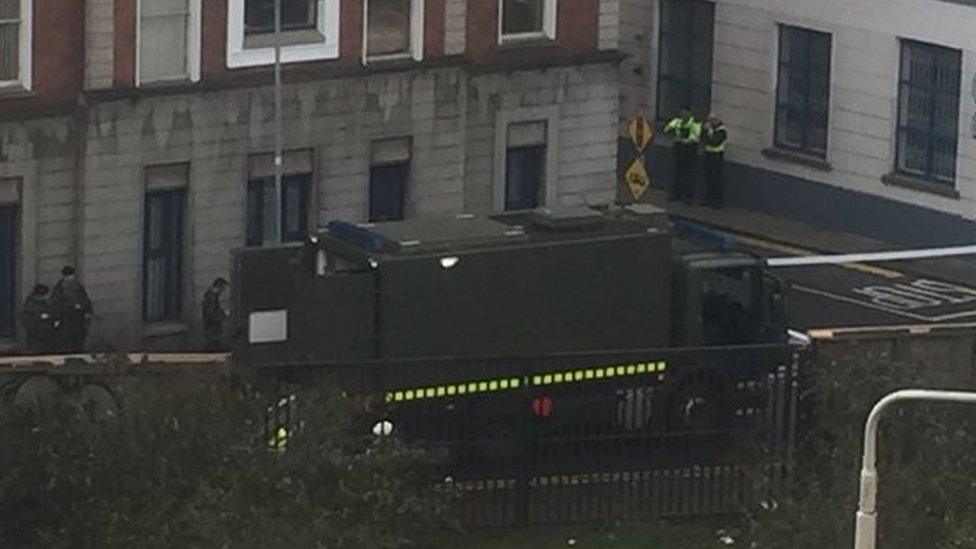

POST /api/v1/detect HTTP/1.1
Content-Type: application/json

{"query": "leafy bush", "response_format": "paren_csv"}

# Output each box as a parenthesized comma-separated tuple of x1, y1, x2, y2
(0, 375, 456, 548)
(744, 346, 976, 548)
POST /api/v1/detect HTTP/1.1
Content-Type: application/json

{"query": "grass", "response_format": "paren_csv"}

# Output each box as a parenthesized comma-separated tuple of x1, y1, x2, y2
(442, 520, 734, 548)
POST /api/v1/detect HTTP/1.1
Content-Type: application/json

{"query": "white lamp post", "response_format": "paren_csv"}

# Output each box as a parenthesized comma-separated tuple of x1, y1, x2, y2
(854, 389, 976, 549)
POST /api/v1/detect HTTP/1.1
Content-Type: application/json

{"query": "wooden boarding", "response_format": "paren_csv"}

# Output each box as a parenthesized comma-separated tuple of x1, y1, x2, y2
(0, 352, 229, 374)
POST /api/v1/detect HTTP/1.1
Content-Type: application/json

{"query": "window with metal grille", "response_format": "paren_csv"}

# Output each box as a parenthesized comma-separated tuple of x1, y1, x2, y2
(896, 40, 961, 184)
(775, 25, 832, 157)
(139, 0, 190, 83)
(245, 0, 317, 35)
(143, 189, 185, 322)
(246, 174, 311, 245)
(0, 0, 20, 82)
(656, 0, 714, 120)
(366, 0, 411, 57)
(0, 204, 16, 337)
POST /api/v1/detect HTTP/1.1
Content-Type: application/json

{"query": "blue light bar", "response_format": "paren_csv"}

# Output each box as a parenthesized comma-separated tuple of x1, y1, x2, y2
(327, 221, 392, 253)
(672, 219, 732, 250)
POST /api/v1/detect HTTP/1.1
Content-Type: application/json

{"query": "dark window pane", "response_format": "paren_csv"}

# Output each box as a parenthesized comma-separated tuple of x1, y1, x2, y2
(282, 174, 311, 241)
(505, 145, 545, 211)
(143, 190, 184, 322)
(775, 25, 832, 156)
(0, 17, 19, 81)
(0, 205, 15, 336)
(367, 0, 411, 56)
(896, 40, 961, 183)
(247, 174, 311, 245)
(369, 162, 409, 222)
(501, 0, 544, 35)
(656, 0, 714, 120)
(245, 0, 316, 34)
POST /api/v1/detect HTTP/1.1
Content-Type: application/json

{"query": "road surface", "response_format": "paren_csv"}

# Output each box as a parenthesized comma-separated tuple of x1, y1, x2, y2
(701, 226, 976, 330)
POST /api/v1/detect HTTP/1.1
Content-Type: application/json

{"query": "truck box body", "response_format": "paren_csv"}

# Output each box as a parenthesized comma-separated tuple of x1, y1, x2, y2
(233, 207, 674, 365)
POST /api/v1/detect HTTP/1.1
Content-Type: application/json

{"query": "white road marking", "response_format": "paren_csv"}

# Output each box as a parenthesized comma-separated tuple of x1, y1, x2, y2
(766, 244, 976, 268)
(793, 284, 976, 323)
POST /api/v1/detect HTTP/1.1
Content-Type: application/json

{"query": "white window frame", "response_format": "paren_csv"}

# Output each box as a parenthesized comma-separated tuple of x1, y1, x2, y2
(493, 106, 560, 212)
(0, 0, 32, 90)
(497, 0, 557, 45)
(226, 0, 340, 68)
(362, 0, 425, 64)
(135, 0, 202, 86)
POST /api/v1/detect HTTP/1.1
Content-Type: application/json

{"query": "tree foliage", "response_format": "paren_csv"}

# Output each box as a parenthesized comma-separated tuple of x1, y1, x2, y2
(744, 345, 976, 548)
(0, 375, 456, 549)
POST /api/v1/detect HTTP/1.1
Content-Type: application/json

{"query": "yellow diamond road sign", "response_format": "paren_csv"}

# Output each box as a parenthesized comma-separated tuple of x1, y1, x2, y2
(628, 115, 653, 152)
(625, 158, 650, 200)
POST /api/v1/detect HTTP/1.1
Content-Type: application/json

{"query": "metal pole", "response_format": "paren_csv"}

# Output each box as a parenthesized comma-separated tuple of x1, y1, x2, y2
(271, 0, 283, 244)
(854, 389, 976, 549)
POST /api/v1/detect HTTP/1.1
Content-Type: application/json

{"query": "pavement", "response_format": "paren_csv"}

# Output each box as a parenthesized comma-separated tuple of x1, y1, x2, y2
(644, 189, 976, 329)
(646, 189, 976, 287)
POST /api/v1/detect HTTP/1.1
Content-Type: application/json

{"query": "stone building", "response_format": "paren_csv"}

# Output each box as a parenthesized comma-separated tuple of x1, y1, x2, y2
(4, 0, 974, 352)
(618, 0, 976, 246)
(0, 0, 623, 350)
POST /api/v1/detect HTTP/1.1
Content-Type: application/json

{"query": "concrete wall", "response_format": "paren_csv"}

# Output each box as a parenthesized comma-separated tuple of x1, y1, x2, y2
(0, 116, 80, 352)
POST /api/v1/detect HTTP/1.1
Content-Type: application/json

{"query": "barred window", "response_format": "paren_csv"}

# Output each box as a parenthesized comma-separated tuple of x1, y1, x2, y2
(896, 40, 962, 184)
(247, 175, 311, 245)
(143, 186, 186, 322)
(656, 0, 714, 120)
(775, 25, 832, 156)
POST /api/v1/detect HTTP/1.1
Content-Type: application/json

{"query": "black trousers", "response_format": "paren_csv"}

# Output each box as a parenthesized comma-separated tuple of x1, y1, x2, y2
(671, 144, 698, 201)
(704, 152, 725, 207)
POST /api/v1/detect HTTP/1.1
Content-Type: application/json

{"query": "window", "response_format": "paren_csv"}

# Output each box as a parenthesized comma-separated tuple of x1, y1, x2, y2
(369, 138, 411, 222)
(0, 0, 31, 88)
(246, 151, 312, 245)
(137, 0, 201, 85)
(775, 25, 831, 157)
(245, 0, 316, 34)
(0, 204, 16, 337)
(364, 0, 425, 62)
(143, 166, 187, 322)
(656, 0, 714, 120)
(227, 0, 339, 68)
(896, 40, 962, 184)
(247, 174, 311, 245)
(504, 121, 546, 211)
(498, 0, 557, 43)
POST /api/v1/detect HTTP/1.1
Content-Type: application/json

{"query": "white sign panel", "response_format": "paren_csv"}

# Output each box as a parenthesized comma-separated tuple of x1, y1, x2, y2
(248, 310, 288, 344)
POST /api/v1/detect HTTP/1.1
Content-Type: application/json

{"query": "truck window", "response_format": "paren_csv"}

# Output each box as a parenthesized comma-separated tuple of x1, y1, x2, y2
(316, 250, 366, 276)
(700, 267, 757, 345)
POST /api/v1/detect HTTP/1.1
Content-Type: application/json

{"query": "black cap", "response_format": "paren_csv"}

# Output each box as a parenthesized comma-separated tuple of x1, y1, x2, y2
(61, 265, 76, 276)
(213, 277, 228, 287)
(33, 284, 50, 295)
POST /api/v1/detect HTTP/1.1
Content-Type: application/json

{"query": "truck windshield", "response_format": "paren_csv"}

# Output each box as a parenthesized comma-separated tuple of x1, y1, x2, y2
(700, 267, 757, 345)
